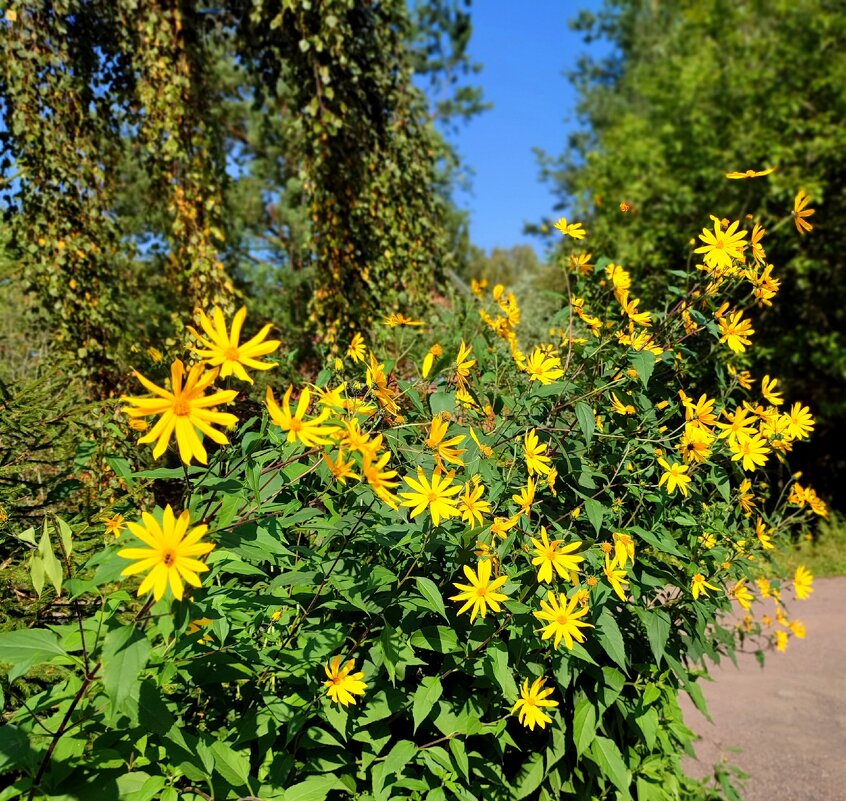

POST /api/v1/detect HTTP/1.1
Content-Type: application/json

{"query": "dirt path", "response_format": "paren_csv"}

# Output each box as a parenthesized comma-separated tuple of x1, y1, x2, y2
(680, 576, 846, 801)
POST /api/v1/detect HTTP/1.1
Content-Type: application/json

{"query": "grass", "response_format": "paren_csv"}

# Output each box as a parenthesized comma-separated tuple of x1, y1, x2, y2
(775, 511, 846, 577)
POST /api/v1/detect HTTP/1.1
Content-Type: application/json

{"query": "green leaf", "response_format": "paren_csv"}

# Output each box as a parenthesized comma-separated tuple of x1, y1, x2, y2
(590, 735, 631, 795)
(409, 626, 460, 653)
(415, 577, 448, 621)
(486, 641, 518, 703)
(429, 391, 456, 417)
(383, 739, 417, 778)
(630, 351, 656, 387)
(514, 752, 545, 799)
(0, 629, 71, 682)
(636, 706, 659, 750)
(574, 402, 595, 444)
(102, 625, 151, 718)
(210, 740, 251, 787)
(584, 499, 604, 535)
(413, 675, 443, 732)
(596, 610, 627, 670)
(572, 696, 596, 756)
(0, 724, 33, 773)
(449, 738, 469, 780)
(641, 608, 671, 664)
(56, 517, 73, 557)
(34, 522, 63, 597)
(284, 775, 345, 801)
(16, 527, 36, 546)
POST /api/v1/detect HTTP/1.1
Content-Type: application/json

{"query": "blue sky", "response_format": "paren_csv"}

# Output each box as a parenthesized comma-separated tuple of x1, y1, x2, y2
(450, 0, 606, 253)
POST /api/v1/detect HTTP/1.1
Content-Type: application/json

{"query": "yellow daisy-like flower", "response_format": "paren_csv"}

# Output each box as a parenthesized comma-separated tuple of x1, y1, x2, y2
(725, 167, 775, 179)
(610, 392, 635, 415)
(792, 189, 815, 235)
(383, 313, 424, 328)
(524, 347, 564, 385)
(455, 341, 476, 381)
(760, 375, 784, 406)
(783, 402, 814, 440)
(603, 554, 630, 601)
(511, 677, 559, 731)
(530, 527, 583, 583)
(657, 458, 691, 497)
(512, 477, 536, 517)
(188, 306, 280, 383)
(694, 217, 747, 270)
(400, 467, 462, 526)
(122, 360, 238, 465)
(729, 433, 770, 472)
(347, 332, 367, 363)
(102, 514, 126, 538)
(677, 424, 713, 464)
(323, 449, 359, 485)
(612, 532, 635, 569)
(361, 444, 400, 509)
(731, 578, 754, 611)
(533, 590, 593, 649)
(794, 565, 814, 600)
(490, 514, 520, 540)
(421, 343, 443, 379)
(118, 506, 214, 602)
(323, 655, 368, 706)
(425, 417, 466, 467)
(449, 559, 510, 622)
(691, 573, 719, 600)
(266, 386, 338, 448)
(523, 428, 552, 476)
(554, 217, 586, 240)
(458, 481, 491, 528)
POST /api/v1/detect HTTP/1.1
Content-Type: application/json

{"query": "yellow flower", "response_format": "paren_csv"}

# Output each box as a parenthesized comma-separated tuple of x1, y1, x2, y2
(718, 309, 755, 353)
(421, 343, 442, 378)
(383, 313, 424, 327)
(615, 289, 652, 327)
(546, 465, 558, 496)
(605, 263, 631, 290)
(347, 332, 367, 363)
(760, 375, 784, 406)
(612, 532, 635, 569)
(118, 506, 214, 602)
(524, 346, 564, 385)
(729, 433, 770, 472)
(731, 578, 754, 611)
(425, 417, 466, 467)
(677, 424, 713, 463)
(789, 619, 806, 638)
(523, 429, 552, 476)
(188, 306, 280, 383)
(554, 217, 586, 240)
(400, 467, 462, 526)
(470, 426, 494, 458)
(657, 458, 691, 497)
(794, 565, 814, 600)
(102, 514, 126, 538)
(775, 630, 789, 652)
(533, 590, 593, 649)
(691, 573, 719, 600)
(323, 655, 367, 706)
(755, 517, 774, 550)
(684, 393, 718, 429)
(725, 167, 775, 179)
(756, 577, 772, 598)
(455, 341, 476, 383)
(450, 559, 510, 621)
(783, 402, 814, 440)
(266, 386, 338, 448)
(610, 392, 635, 415)
(323, 449, 359, 485)
(603, 554, 629, 601)
(530, 527, 584, 583)
(490, 514, 520, 540)
(459, 481, 491, 528)
(694, 217, 747, 270)
(568, 251, 593, 275)
(361, 445, 400, 509)
(512, 677, 559, 731)
(512, 477, 536, 517)
(792, 189, 815, 235)
(122, 360, 238, 465)
(738, 478, 756, 516)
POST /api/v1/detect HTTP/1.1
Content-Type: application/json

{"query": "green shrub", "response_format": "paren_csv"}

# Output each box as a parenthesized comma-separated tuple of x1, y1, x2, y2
(0, 211, 825, 801)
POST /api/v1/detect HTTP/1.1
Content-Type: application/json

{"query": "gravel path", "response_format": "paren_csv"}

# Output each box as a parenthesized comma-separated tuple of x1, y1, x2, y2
(680, 576, 846, 801)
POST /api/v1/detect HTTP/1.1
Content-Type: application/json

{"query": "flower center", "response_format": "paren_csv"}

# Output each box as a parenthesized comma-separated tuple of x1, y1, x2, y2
(290, 418, 303, 432)
(427, 491, 439, 503)
(556, 614, 569, 625)
(224, 346, 240, 361)
(475, 586, 488, 598)
(173, 398, 191, 416)
(162, 549, 177, 567)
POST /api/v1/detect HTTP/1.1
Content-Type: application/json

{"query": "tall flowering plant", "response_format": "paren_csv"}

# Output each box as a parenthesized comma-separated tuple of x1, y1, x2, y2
(0, 202, 825, 800)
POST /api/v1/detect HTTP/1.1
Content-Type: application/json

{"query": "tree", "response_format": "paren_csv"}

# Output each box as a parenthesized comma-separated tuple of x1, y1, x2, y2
(542, 0, 846, 505)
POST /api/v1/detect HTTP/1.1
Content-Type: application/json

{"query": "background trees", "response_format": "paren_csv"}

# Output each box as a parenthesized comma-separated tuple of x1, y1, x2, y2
(540, 0, 846, 505)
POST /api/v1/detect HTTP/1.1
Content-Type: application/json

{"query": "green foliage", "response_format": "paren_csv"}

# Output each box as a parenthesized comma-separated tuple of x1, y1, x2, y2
(541, 0, 846, 506)
(775, 511, 846, 578)
(0, 216, 822, 799)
